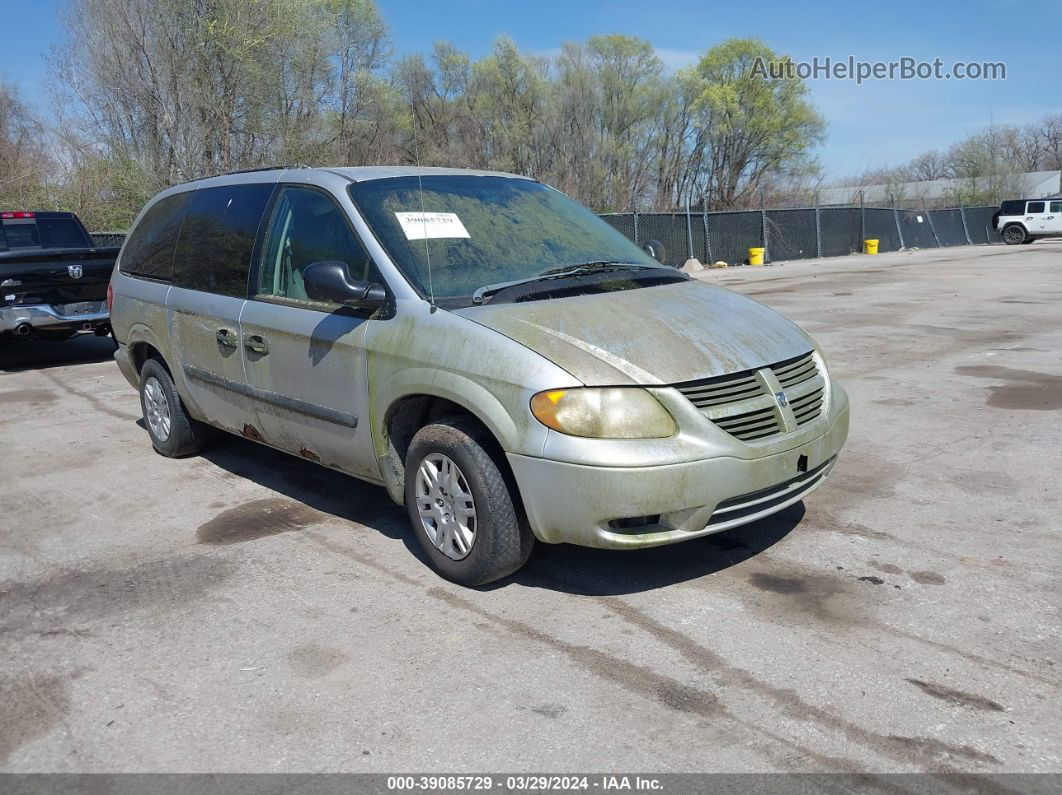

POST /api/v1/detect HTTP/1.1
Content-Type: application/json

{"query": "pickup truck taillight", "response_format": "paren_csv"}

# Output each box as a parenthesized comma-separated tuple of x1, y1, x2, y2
(1, 211, 35, 219)
(107, 282, 114, 314)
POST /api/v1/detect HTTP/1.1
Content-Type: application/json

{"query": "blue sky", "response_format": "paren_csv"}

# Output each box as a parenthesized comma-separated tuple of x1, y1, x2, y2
(4, 0, 1057, 178)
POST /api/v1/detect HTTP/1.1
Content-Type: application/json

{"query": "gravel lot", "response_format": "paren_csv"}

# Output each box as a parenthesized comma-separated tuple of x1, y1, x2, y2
(2, 241, 1060, 773)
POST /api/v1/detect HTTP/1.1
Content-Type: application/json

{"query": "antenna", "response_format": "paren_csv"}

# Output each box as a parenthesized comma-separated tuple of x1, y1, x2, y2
(410, 98, 435, 309)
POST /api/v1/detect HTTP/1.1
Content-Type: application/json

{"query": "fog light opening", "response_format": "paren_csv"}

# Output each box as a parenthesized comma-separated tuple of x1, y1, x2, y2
(797, 454, 808, 473)
(608, 514, 662, 531)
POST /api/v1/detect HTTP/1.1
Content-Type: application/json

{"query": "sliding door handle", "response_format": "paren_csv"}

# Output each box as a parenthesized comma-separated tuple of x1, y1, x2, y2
(216, 328, 238, 348)
(245, 334, 270, 355)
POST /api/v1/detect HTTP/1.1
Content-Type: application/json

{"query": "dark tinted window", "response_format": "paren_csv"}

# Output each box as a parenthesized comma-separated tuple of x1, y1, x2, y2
(999, 200, 1025, 215)
(173, 183, 274, 296)
(1051, 201, 1062, 213)
(120, 192, 193, 280)
(257, 186, 372, 301)
(1027, 201, 1045, 213)
(2, 222, 40, 249)
(38, 218, 90, 248)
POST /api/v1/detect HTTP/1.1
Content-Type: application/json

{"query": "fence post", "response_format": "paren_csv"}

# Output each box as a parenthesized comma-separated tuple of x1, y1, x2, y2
(685, 197, 694, 262)
(892, 195, 905, 249)
(922, 198, 942, 248)
(959, 202, 973, 245)
(859, 190, 866, 249)
(633, 211, 639, 246)
(702, 193, 713, 263)
(760, 190, 769, 264)
(814, 191, 823, 259)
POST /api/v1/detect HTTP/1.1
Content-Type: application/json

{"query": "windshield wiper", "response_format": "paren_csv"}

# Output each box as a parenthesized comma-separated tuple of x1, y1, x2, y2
(471, 262, 652, 304)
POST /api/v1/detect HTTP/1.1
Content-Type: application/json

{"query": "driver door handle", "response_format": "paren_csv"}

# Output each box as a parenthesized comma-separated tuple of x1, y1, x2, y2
(216, 327, 238, 348)
(245, 334, 270, 355)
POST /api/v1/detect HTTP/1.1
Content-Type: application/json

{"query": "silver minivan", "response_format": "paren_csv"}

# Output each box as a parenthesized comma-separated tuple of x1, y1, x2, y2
(110, 167, 849, 585)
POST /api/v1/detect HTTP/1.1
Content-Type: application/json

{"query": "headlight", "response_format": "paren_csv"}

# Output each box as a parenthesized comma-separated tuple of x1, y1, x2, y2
(529, 387, 677, 439)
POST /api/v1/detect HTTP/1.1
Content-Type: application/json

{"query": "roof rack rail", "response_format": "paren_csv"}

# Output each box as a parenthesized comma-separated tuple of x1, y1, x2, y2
(165, 164, 311, 190)
(221, 164, 309, 177)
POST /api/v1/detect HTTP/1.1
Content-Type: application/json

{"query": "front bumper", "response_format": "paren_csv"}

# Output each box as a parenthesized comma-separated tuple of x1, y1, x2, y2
(507, 397, 849, 548)
(0, 302, 109, 333)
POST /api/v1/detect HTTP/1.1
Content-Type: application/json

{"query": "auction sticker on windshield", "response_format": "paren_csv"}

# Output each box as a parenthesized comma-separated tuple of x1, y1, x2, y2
(395, 211, 471, 240)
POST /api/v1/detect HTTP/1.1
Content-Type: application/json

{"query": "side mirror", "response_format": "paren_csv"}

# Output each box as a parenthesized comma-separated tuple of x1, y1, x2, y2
(302, 261, 387, 309)
(643, 239, 666, 264)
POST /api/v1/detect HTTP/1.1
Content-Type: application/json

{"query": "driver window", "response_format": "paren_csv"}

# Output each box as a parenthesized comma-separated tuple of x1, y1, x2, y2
(258, 186, 371, 300)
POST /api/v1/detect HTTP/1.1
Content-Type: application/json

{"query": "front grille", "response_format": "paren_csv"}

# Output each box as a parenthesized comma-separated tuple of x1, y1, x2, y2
(712, 405, 783, 442)
(771, 352, 817, 388)
(789, 384, 824, 426)
(672, 350, 827, 443)
(674, 370, 765, 409)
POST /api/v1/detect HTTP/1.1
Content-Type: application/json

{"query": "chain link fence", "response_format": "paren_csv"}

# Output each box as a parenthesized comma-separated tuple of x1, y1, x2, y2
(93, 200, 1004, 268)
(90, 233, 128, 248)
(599, 201, 1002, 266)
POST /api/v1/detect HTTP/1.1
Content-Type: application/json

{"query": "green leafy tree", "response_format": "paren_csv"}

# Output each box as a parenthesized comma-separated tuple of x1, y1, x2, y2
(689, 38, 825, 208)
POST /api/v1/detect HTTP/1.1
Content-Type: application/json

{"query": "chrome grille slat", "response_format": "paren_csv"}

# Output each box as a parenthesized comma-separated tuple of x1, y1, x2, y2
(673, 350, 826, 443)
(775, 359, 815, 378)
(682, 382, 761, 401)
(674, 370, 765, 411)
(718, 420, 777, 433)
(712, 403, 783, 440)
(789, 390, 824, 410)
(780, 371, 817, 389)
(716, 411, 775, 428)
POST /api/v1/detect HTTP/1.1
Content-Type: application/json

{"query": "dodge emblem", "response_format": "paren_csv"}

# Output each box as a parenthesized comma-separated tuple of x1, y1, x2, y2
(68, 264, 83, 279)
(775, 391, 788, 407)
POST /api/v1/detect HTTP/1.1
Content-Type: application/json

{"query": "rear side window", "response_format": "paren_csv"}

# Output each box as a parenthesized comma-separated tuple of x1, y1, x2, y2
(173, 183, 274, 297)
(38, 218, 90, 248)
(1026, 201, 1045, 214)
(120, 192, 193, 280)
(1051, 201, 1062, 213)
(999, 200, 1025, 215)
(2, 222, 40, 249)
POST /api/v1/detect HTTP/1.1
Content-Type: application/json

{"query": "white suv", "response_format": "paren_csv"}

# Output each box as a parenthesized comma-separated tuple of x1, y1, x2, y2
(995, 198, 1062, 245)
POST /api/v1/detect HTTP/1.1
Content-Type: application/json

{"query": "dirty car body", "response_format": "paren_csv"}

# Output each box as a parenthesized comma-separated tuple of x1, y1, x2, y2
(109, 166, 849, 584)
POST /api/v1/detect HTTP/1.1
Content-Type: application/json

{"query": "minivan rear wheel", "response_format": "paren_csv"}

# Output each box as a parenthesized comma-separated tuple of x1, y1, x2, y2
(404, 417, 533, 585)
(139, 358, 208, 458)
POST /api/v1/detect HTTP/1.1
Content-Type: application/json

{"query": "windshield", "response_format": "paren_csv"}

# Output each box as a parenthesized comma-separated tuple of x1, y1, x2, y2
(347, 175, 658, 300)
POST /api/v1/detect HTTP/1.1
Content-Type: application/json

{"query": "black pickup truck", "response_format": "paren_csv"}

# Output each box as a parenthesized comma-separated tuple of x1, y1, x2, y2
(1, 211, 118, 341)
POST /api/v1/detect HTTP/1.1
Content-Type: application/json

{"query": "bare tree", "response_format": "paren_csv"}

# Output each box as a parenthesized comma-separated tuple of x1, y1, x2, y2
(0, 81, 53, 209)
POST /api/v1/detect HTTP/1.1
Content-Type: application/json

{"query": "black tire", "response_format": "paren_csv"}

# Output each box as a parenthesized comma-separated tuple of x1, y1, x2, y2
(404, 417, 533, 586)
(139, 357, 208, 457)
(1021, 237, 1036, 245)
(1002, 225, 1027, 245)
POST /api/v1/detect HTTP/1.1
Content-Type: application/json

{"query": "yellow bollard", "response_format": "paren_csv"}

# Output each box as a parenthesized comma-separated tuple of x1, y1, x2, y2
(748, 247, 765, 266)
(864, 239, 879, 255)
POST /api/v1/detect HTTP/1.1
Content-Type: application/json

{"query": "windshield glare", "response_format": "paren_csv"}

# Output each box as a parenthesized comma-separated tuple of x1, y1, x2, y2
(348, 176, 659, 300)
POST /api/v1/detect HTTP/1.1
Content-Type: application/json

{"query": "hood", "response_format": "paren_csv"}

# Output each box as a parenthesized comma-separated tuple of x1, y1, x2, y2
(454, 280, 813, 386)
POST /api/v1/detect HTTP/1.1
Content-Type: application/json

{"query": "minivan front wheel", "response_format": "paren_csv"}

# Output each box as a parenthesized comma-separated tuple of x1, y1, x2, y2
(404, 417, 533, 585)
(139, 358, 208, 457)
